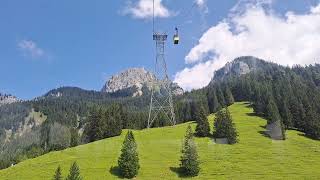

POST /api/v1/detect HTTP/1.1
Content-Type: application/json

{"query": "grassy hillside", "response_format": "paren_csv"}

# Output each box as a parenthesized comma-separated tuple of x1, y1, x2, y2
(1, 102, 320, 179)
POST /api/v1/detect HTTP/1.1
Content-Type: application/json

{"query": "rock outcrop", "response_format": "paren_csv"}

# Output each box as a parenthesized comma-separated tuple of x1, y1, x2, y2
(0, 93, 19, 106)
(102, 68, 184, 97)
(211, 56, 272, 83)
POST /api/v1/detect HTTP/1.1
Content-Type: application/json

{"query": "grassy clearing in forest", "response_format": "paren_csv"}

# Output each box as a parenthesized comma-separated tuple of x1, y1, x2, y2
(1, 102, 319, 179)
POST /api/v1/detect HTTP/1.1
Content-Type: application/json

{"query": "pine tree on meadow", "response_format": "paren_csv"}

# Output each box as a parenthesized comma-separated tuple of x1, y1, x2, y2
(180, 125, 200, 177)
(53, 165, 62, 180)
(195, 105, 210, 137)
(118, 131, 140, 178)
(66, 162, 82, 180)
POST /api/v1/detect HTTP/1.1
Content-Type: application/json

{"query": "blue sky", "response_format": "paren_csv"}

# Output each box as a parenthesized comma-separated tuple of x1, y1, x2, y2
(0, 0, 319, 99)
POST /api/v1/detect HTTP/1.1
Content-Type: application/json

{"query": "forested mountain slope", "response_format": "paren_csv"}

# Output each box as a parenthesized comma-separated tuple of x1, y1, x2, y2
(1, 102, 319, 179)
(1, 56, 320, 170)
(207, 56, 320, 139)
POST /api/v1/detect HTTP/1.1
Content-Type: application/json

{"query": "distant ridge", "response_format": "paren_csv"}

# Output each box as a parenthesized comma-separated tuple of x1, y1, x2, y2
(0, 93, 19, 106)
(102, 67, 184, 97)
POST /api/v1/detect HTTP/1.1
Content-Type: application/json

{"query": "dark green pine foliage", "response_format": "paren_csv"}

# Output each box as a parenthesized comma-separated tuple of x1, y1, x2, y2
(53, 165, 62, 180)
(304, 101, 320, 138)
(214, 110, 228, 138)
(70, 128, 79, 147)
(107, 104, 123, 137)
(265, 97, 286, 140)
(180, 125, 200, 177)
(252, 85, 264, 116)
(83, 104, 123, 143)
(118, 131, 140, 179)
(207, 87, 221, 113)
(66, 162, 82, 180)
(84, 108, 103, 142)
(224, 108, 238, 144)
(279, 100, 293, 129)
(214, 108, 238, 144)
(195, 105, 210, 137)
(216, 85, 226, 107)
(266, 97, 282, 124)
(224, 85, 235, 106)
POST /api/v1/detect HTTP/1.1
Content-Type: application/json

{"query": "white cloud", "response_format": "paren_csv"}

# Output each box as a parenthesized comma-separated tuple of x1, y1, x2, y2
(174, 60, 223, 91)
(18, 40, 45, 59)
(195, 0, 206, 8)
(175, 3, 320, 90)
(124, 0, 171, 19)
(195, 0, 208, 15)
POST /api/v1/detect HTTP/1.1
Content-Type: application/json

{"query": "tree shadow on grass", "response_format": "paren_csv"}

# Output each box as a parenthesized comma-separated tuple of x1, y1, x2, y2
(244, 102, 253, 108)
(298, 133, 320, 141)
(258, 130, 270, 138)
(169, 167, 190, 178)
(109, 166, 124, 179)
(246, 112, 258, 117)
(260, 125, 266, 129)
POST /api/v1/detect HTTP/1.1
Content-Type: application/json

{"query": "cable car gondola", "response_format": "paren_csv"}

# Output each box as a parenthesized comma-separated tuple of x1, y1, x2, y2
(173, 27, 179, 45)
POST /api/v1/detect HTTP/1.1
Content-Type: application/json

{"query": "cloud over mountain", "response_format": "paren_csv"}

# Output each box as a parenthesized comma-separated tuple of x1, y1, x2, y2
(175, 2, 320, 90)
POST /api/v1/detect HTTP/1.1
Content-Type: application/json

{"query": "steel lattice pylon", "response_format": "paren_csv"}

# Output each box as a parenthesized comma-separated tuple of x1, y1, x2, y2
(148, 33, 176, 128)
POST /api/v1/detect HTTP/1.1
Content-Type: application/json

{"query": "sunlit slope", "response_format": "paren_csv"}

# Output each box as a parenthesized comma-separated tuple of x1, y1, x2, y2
(1, 102, 320, 179)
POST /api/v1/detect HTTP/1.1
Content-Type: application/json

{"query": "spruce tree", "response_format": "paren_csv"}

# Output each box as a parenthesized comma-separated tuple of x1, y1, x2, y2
(66, 162, 82, 180)
(216, 85, 226, 107)
(84, 108, 103, 142)
(214, 110, 228, 138)
(266, 97, 286, 140)
(224, 108, 238, 144)
(195, 105, 210, 137)
(214, 108, 238, 144)
(70, 128, 79, 147)
(224, 86, 234, 106)
(304, 101, 320, 138)
(279, 101, 293, 129)
(180, 125, 200, 177)
(207, 88, 221, 113)
(118, 131, 140, 178)
(53, 165, 62, 180)
(266, 97, 282, 124)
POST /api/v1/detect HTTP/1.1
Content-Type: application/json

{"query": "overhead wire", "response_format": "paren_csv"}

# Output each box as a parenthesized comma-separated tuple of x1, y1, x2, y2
(152, 0, 199, 35)
(153, 0, 155, 34)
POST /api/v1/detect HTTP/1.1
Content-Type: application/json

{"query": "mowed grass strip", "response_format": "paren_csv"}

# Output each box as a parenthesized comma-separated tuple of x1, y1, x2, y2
(0, 102, 319, 179)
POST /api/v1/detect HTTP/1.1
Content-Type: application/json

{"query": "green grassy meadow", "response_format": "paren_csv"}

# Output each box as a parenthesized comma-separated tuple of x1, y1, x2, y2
(1, 102, 320, 179)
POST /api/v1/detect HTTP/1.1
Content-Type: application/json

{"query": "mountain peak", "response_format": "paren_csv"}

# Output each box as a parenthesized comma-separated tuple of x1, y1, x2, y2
(211, 56, 275, 82)
(102, 67, 183, 97)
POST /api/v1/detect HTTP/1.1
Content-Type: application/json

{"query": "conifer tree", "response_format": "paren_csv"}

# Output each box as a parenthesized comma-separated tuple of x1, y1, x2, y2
(266, 97, 282, 124)
(180, 125, 200, 177)
(66, 162, 82, 180)
(207, 88, 221, 113)
(214, 108, 238, 144)
(195, 105, 210, 137)
(214, 110, 228, 138)
(70, 128, 79, 147)
(84, 108, 103, 142)
(279, 101, 293, 129)
(224, 108, 238, 144)
(224, 86, 234, 106)
(53, 165, 62, 180)
(304, 101, 320, 138)
(216, 85, 226, 107)
(118, 131, 140, 178)
(264, 96, 286, 140)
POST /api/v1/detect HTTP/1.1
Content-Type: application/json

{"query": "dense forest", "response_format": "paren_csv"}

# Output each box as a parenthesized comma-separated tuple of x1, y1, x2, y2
(1, 57, 320, 170)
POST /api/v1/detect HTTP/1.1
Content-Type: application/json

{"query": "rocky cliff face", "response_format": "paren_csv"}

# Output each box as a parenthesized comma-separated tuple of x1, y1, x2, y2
(211, 56, 271, 83)
(0, 93, 19, 106)
(102, 68, 184, 97)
